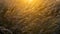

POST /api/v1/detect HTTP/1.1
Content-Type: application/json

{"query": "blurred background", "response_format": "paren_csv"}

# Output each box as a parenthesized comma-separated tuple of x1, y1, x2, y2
(0, 0, 60, 34)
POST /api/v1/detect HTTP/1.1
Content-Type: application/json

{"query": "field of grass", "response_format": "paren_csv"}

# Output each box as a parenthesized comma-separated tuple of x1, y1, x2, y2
(0, 0, 60, 34)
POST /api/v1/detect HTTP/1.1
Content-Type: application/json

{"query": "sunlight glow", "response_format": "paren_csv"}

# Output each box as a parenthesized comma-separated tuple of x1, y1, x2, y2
(27, 0, 33, 2)
(24, 0, 33, 3)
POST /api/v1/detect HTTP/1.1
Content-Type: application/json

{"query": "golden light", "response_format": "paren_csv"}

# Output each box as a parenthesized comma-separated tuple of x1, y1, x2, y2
(21, 0, 34, 4)
(25, 0, 33, 3)
(15, 0, 44, 13)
